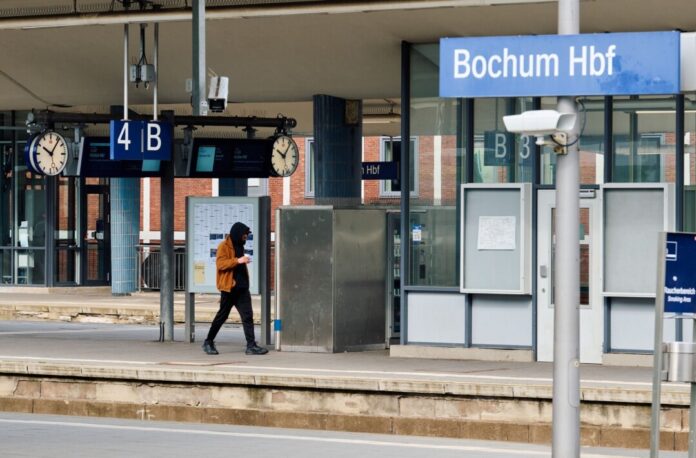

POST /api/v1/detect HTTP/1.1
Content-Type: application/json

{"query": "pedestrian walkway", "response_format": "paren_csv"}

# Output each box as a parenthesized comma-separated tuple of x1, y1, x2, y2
(0, 289, 690, 452)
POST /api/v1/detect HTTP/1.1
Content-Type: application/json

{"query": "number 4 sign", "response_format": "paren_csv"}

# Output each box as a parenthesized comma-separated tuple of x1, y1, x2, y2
(109, 120, 173, 161)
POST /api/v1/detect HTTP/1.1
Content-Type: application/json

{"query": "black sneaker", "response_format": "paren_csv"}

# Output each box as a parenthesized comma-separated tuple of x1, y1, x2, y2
(245, 344, 269, 355)
(202, 340, 219, 355)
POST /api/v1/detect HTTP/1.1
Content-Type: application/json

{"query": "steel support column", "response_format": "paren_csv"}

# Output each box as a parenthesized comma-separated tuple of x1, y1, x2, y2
(552, 1, 581, 456)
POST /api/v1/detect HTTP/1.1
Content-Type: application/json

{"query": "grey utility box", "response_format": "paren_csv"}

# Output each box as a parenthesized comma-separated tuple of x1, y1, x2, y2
(662, 342, 696, 383)
(276, 206, 387, 352)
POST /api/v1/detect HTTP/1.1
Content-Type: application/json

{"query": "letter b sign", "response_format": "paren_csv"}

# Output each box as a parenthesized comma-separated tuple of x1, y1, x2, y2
(110, 120, 172, 161)
(484, 131, 514, 166)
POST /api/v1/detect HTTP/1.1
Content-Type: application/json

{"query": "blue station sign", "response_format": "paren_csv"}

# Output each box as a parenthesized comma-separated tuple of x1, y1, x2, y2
(110, 120, 173, 161)
(362, 161, 399, 180)
(440, 31, 680, 98)
(663, 232, 696, 314)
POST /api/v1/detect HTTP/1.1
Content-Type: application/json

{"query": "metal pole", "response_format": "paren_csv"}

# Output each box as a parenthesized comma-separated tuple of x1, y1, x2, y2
(153, 22, 158, 122)
(399, 41, 411, 345)
(650, 232, 667, 457)
(192, 0, 206, 117)
(123, 23, 129, 120)
(552, 1, 580, 457)
(260, 197, 271, 346)
(160, 110, 175, 342)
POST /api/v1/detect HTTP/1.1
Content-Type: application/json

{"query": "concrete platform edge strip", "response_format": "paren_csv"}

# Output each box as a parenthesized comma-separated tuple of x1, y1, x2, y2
(0, 359, 690, 405)
(0, 394, 688, 452)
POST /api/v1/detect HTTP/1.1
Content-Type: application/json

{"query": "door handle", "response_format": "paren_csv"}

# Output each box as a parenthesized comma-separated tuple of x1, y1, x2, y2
(539, 265, 548, 278)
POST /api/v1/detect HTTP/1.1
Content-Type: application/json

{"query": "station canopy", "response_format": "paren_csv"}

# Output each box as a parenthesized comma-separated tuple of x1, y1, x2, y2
(0, 0, 692, 136)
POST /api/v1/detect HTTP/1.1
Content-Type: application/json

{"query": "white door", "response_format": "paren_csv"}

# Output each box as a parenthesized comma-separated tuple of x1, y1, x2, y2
(537, 189, 603, 364)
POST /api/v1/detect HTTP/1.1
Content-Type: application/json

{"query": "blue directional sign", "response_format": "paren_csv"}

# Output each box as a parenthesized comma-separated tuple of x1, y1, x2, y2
(362, 161, 399, 180)
(110, 120, 173, 161)
(663, 232, 696, 314)
(440, 31, 680, 98)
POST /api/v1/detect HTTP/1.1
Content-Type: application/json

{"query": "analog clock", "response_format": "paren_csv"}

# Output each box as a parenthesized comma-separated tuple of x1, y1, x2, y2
(270, 135, 299, 177)
(25, 131, 69, 176)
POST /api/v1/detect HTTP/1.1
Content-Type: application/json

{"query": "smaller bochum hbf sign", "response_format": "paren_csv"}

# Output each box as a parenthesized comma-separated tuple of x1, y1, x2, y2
(663, 232, 696, 314)
(440, 31, 680, 98)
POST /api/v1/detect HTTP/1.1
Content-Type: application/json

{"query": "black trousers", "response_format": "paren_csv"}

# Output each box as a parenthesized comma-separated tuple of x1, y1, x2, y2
(206, 288, 255, 347)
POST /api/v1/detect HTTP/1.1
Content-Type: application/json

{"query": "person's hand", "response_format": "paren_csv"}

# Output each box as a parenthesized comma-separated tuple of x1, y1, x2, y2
(237, 255, 251, 264)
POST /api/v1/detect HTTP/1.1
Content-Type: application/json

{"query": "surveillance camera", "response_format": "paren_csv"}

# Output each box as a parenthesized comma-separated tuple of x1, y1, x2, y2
(502, 110, 576, 137)
(208, 76, 229, 113)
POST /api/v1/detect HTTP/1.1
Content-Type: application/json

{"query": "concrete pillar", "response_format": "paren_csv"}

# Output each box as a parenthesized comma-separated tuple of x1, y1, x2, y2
(313, 95, 362, 206)
(110, 177, 140, 295)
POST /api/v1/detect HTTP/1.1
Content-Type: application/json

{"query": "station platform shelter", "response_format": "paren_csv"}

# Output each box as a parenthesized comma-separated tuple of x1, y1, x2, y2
(0, 0, 695, 365)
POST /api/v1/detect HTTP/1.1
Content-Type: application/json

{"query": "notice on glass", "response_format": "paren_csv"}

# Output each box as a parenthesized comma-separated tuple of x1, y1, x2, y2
(193, 262, 206, 285)
(477, 216, 516, 250)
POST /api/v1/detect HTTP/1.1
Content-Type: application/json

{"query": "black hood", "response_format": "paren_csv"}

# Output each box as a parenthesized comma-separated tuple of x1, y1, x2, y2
(230, 222, 250, 247)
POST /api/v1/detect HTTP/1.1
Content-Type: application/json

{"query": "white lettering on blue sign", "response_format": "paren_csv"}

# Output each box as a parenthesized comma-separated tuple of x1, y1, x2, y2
(440, 32, 679, 97)
(110, 120, 172, 161)
(568, 45, 616, 76)
(117, 122, 131, 151)
(454, 49, 561, 79)
(147, 123, 162, 152)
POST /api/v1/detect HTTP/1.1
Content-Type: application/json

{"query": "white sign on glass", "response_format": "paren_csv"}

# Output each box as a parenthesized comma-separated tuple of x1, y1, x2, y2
(477, 216, 516, 250)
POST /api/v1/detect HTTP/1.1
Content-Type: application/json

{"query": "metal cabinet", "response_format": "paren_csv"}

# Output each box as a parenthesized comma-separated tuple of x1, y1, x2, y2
(277, 206, 386, 352)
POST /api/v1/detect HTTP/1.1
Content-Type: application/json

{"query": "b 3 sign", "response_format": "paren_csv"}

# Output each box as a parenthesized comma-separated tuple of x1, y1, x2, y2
(110, 120, 173, 161)
(440, 32, 680, 98)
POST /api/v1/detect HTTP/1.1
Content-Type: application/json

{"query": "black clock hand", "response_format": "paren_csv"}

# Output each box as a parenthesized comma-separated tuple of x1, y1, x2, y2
(42, 145, 53, 156)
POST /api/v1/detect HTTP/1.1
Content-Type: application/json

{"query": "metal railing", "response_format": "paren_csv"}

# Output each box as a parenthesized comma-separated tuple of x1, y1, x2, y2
(137, 244, 186, 291)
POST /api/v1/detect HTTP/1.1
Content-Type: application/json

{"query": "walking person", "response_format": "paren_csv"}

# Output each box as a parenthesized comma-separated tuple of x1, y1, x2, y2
(202, 222, 268, 356)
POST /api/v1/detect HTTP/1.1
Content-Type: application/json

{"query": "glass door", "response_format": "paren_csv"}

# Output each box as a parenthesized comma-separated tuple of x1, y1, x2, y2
(81, 181, 110, 285)
(55, 176, 78, 284)
(536, 189, 604, 364)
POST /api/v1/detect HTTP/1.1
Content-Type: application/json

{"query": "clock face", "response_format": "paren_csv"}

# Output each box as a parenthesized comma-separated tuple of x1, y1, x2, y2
(30, 132, 69, 176)
(270, 135, 299, 177)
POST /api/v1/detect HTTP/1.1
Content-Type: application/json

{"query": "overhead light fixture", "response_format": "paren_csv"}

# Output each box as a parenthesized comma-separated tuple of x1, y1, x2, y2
(363, 100, 400, 124)
(362, 113, 401, 124)
(636, 110, 696, 115)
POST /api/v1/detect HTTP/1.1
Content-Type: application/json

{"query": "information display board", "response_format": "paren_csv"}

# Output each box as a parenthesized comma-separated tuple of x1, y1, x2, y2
(189, 138, 272, 178)
(186, 197, 266, 294)
(77, 137, 162, 177)
(460, 183, 531, 294)
(661, 232, 696, 314)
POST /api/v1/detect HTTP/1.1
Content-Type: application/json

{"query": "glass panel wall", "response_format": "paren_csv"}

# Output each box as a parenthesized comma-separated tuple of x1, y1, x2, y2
(474, 98, 535, 183)
(0, 137, 13, 284)
(0, 111, 45, 285)
(612, 96, 676, 183)
(540, 96, 605, 186)
(15, 139, 46, 284)
(409, 44, 460, 287)
(685, 96, 696, 232)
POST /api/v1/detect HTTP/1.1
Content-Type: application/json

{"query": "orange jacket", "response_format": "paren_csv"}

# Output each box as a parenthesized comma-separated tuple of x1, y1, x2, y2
(216, 236, 241, 292)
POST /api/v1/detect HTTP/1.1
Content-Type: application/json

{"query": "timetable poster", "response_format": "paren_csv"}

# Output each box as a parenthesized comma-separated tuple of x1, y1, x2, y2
(190, 202, 256, 293)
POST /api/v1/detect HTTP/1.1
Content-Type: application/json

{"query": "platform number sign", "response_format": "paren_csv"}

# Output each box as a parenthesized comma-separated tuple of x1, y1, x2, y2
(109, 120, 172, 161)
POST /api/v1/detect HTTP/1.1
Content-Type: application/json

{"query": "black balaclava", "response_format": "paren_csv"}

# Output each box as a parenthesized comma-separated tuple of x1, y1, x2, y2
(229, 222, 250, 289)
(230, 222, 250, 257)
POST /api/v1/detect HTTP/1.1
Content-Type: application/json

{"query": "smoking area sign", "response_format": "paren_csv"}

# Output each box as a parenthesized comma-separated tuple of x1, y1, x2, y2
(662, 232, 696, 314)
(440, 31, 680, 97)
